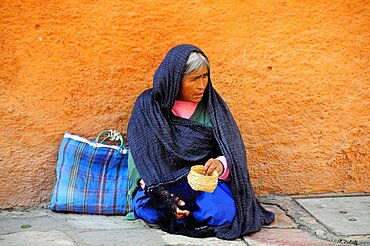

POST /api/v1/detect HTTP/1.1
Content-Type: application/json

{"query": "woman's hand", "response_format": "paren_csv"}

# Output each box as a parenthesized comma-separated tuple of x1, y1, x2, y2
(204, 158, 224, 176)
(145, 186, 190, 219)
(175, 199, 190, 219)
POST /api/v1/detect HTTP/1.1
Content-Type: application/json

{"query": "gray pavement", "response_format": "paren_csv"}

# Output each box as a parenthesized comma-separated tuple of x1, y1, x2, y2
(296, 196, 370, 236)
(0, 194, 369, 246)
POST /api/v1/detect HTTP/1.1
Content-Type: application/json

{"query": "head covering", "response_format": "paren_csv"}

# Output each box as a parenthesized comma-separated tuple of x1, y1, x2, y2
(128, 44, 274, 239)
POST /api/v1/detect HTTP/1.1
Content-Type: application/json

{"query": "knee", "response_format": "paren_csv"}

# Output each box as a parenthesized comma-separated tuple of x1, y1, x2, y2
(132, 189, 161, 224)
(217, 197, 236, 223)
(193, 192, 236, 226)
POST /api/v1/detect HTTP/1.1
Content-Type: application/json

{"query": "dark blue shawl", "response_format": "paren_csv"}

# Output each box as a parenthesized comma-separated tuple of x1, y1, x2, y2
(127, 44, 274, 239)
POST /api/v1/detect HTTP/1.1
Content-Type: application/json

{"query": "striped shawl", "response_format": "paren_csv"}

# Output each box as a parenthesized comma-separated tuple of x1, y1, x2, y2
(127, 44, 274, 239)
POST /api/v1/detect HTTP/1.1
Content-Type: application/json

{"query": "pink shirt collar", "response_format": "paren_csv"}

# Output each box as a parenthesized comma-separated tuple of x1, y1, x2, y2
(172, 100, 198, 119)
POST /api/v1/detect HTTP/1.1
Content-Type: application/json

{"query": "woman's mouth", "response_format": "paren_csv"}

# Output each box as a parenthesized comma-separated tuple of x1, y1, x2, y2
(194, 93, 203, 98)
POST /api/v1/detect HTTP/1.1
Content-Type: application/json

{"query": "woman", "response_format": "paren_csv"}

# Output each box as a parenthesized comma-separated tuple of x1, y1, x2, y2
(127, 44, 274, 239)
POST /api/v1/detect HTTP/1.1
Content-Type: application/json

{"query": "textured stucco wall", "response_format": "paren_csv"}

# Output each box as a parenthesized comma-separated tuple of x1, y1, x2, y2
(0, 0, 369, 208)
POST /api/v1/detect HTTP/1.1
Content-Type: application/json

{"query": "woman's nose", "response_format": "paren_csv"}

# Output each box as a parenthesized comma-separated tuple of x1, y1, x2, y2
(197, 77, 207, 89)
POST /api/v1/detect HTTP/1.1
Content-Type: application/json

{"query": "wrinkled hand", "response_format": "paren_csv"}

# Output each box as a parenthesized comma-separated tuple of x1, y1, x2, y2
(175, 199, 190, 219)
(204, 158, 224, 176)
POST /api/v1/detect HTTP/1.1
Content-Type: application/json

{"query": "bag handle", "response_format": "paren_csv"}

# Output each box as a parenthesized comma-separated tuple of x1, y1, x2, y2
(95, 130, 126, 148)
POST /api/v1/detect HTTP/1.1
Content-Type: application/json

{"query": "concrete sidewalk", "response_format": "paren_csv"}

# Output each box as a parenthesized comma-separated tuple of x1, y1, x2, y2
(0, 194, 369, 246)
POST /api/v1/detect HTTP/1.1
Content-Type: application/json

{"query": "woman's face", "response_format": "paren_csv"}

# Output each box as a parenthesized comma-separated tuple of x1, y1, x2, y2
(177, 65, 209, 103)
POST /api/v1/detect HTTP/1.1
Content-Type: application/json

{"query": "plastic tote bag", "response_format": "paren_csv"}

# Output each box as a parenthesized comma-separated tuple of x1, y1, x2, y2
(49, 130, 130, 215)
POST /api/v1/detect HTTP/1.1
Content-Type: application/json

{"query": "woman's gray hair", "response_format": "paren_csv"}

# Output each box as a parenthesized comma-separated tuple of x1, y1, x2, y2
(184, 52, 210, 76)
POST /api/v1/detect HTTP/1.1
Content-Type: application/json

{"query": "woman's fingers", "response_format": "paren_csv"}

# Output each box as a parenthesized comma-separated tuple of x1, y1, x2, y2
(204, 158, 223, 176)
(176, 207, 190, 219)
(174, 199, 189, 219)
(177, 199, 185, 206)
(204, 158, 215, 174)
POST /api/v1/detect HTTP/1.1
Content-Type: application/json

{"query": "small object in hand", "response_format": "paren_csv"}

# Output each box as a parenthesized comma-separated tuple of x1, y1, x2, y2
(187, 165, 218, 193)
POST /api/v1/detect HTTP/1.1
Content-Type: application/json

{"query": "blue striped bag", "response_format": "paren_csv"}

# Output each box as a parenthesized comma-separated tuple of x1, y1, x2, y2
(49, 130, 131, 215)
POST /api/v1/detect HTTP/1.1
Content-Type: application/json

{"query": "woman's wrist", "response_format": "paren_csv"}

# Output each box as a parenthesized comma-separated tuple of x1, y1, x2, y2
(216, 156, 230, 180)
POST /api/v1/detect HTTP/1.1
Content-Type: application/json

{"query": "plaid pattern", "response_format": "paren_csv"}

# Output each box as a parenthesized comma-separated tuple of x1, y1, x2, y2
(49, 132, 130, 215)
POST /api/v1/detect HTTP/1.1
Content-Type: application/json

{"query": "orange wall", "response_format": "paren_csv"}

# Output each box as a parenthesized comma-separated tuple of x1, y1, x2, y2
(0, 0, 369, 208)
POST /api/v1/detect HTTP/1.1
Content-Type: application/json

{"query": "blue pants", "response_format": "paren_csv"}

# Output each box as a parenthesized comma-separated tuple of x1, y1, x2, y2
(132, 180, 236, 227)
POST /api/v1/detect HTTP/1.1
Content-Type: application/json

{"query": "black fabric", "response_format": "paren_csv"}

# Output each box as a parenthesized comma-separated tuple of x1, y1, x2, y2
(159, 216, 216, 238)
(145, 189, 217, 238)
(127, 44, 274, 239)
(144, 185, 181, 217)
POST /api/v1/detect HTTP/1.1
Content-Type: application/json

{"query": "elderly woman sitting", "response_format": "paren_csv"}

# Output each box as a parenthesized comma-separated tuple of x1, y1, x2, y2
(127, 44, 274, 239)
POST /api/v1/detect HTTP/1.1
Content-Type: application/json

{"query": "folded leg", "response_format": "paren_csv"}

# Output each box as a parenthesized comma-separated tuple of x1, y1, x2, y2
(192, 181, 236, 226)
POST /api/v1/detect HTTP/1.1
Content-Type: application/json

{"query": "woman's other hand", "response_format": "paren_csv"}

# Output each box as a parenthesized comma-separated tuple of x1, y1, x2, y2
(175, 199, 190, 219)
(204, 158, 224, 176)
(145, 186, 189, 219)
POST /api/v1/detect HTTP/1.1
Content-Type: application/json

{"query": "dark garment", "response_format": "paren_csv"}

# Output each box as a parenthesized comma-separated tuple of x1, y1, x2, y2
(128, 44, 274, 239)
(127, 100, 212, 201)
